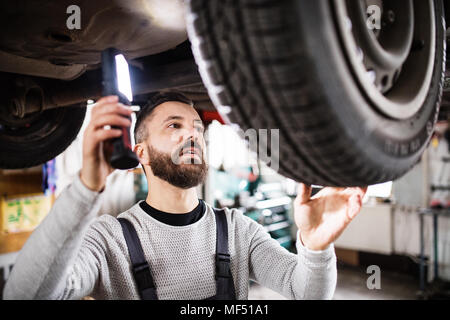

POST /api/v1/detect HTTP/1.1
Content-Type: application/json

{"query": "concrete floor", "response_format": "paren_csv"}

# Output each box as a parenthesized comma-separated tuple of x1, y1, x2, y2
(248, 265, 419, 300)
(333, 266, 418, 300)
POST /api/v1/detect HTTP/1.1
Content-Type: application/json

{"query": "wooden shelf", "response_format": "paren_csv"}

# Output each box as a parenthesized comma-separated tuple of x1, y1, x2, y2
(0, 165, 42, 176)
(0, 171, 42, 197)
(0, 165, 49, 254)
(0, 231, 33, 254)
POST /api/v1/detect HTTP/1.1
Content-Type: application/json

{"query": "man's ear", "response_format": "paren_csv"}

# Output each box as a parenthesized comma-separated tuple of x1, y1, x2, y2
(134, 143, 150, 166)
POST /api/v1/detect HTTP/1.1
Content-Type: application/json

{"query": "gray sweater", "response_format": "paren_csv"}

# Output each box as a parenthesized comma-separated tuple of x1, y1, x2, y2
(3, 171, 337, 300)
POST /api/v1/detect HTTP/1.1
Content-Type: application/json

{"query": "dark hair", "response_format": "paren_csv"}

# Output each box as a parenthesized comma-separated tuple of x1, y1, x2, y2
(134, 91, 194, 144)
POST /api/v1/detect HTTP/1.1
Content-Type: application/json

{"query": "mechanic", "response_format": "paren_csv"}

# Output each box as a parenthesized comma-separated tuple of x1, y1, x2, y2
(3, 91, 367, 300)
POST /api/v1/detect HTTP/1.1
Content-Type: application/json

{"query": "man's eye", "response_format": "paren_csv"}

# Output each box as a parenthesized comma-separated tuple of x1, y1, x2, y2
(168, 123, 181, 129)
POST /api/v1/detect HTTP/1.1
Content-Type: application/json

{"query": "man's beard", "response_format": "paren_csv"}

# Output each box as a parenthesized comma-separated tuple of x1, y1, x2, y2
(147, 143, 208, 189)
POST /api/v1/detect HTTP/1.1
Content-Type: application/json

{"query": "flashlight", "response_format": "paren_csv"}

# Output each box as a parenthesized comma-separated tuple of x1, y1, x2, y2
(101, 48, 139, 170)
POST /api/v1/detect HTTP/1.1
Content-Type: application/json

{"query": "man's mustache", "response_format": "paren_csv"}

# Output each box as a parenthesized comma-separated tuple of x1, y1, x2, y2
(176, 140, 203, 157)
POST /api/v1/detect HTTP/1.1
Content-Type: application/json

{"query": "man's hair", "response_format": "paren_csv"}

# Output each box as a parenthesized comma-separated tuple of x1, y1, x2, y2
(134, 91, 194, 144)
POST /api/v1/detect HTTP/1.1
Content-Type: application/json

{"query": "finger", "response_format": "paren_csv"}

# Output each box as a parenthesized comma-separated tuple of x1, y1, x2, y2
(313, 186, 345, 198)
(360, 186, 368, 196)
(92, 96, 119, 110)
(347, 194, 363, 220)
(91, 114, 132, 130)
(83, 127, 122, 155)
(296, 183, 312, 204)
(91, 96, 119, 116)
(342, 186, 367, 198)
(355, 186, 368, 199)
(92, 128, 123, 144)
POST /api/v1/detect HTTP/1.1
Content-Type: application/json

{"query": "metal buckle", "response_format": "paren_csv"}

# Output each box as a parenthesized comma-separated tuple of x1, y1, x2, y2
(215, 253, 232, 279)
(132, 263, 155, 289)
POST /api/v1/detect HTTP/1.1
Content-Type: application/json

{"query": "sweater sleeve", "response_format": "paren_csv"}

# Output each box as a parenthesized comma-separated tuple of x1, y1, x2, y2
(246, 215, 337, 300)
(3, 171, 105, 300)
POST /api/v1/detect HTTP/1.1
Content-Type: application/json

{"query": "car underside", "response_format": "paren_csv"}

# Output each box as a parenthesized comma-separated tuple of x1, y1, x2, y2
(0, 0, 449, 187)
(0, 0, 213, 113)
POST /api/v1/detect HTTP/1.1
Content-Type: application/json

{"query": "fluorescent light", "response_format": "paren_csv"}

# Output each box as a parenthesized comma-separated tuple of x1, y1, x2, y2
(115, 54, 133, 102)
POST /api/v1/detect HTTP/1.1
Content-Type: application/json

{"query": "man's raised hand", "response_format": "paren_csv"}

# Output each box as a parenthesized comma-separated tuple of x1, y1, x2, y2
(80, 96, 133, 192)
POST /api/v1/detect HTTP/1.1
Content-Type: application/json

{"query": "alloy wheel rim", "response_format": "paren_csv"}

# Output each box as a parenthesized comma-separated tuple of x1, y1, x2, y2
(333, 0, 436, 120)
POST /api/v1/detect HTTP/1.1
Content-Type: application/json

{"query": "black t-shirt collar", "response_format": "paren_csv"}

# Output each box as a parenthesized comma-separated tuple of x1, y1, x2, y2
(138, 199, 205, 226)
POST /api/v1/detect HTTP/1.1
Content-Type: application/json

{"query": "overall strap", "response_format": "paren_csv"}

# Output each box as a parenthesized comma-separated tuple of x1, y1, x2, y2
(214, 208, 237, 300)
(118, 218, 158, 300)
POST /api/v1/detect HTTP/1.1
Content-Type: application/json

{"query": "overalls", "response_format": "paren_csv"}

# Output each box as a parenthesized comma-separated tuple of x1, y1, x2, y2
(118, 208, 236, 300)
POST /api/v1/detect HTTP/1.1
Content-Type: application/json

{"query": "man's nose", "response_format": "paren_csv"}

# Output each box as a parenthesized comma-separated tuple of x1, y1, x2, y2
(184, 124, 201, 141)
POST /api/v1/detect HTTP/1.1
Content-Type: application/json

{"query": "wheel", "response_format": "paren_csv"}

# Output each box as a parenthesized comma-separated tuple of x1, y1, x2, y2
(0, 105, 86, 169)
(186, 0, 446, 186)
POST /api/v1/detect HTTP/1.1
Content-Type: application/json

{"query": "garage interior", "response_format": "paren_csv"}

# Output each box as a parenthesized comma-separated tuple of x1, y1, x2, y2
(1, 1, 450, 301)
(1, 86, 450, 300)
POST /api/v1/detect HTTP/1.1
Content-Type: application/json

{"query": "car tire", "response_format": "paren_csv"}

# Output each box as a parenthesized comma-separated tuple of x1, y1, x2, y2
(0, 105, 86, 169)
(186, 0, 446, 186)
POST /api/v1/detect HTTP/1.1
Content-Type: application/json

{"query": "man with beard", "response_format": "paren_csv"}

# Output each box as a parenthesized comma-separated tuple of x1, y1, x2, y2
(3, 92, 367, 300)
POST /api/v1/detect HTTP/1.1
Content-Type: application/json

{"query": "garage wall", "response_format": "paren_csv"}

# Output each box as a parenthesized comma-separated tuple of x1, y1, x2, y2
(391, 141, 450, 281)
(334, 137, 450, 282)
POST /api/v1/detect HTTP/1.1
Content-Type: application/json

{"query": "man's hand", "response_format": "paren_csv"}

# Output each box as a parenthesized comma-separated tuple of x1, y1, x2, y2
(80, 96, 133, 192)
(294, 184, 368, 251)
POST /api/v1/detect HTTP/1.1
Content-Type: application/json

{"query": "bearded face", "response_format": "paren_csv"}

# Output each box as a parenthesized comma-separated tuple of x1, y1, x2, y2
(134, 100, 209, 189)
(147, 139, 208, 189)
